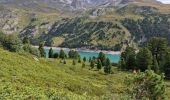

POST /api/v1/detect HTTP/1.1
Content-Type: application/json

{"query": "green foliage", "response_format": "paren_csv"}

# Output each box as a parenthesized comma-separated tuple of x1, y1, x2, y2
(136, 48, 153, 72)
(89, 57, 92, 63)
(0, 48, 170, 99)
(97, 60, 102, 70)
(63, 60, 66, 64)
(153, 56, 160, 74)
(68, 50, 79, 59)
(163, 49, 170, 79)
(53, 52, 59, 58)
(121, 47, 136, 70)
(23, 44, 40, 57)
(98, 52, 106, 66)
(2, 34, 22, 52)
(59, 49, 66, 59)
(72, 59, 76, 65)
(122, 14, 170, 45)
(48, 48, 54, 58)
(22, 37, 30, 44)
(147, 37, 168, 64)
(125, 70, 166, 100)
(90, 60, 95, 69)
(104, 58, 112, 74)
(83, 57, 86, 62)
(38, 42, 46, 57)
(78, 57, 81, 63)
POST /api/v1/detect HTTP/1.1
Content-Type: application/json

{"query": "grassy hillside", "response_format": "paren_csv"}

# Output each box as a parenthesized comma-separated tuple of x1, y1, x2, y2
(0, 48, 129, 99)
(0, 48, 170, 99)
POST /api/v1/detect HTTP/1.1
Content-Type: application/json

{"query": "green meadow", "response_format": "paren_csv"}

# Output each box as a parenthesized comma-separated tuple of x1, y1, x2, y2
(0, 48, 170, 99)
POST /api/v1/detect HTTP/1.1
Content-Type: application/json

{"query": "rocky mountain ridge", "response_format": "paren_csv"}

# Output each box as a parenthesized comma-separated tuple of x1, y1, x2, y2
(0, 0, 160, 10)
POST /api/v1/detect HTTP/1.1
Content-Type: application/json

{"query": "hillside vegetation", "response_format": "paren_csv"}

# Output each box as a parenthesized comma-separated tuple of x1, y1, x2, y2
(0, 48, 129, 99)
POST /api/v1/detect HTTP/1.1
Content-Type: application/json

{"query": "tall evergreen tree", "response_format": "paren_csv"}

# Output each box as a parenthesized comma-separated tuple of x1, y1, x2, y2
(136, 48, 153, 72)
(163, 49, 170, 79)
(83, 57, 86, 62)
(38, 42, 46, 57)
(48, 48, 54, 58)
(147, 37, 168, 64)
(97, 60, 102, 70)
(98, 52, 106, 66)
(78, 57, 81, 63)
(59, 49, 65, 59)
(104, 58, 112, 74)
(90, 60, 95, 69)
(89, 57, 92, 62)
(121, 47, 136, 70)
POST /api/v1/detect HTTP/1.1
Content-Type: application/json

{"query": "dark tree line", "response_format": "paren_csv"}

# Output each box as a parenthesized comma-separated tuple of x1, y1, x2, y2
(120, 37, 170, 79)
(122, 14, 170, 46)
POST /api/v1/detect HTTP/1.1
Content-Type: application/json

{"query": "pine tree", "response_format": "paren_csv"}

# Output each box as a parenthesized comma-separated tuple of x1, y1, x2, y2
(104, 58, 112, 74)
(90, 60, 95, 69)
(78, 57, 81, 63)
(126, 70, 166, 100)
(48, 48, 54, 58)
(147, 37, 168, 64)
(83, 57, 86, 62)
(121, 47, 136, 70)
(98, 52, 106, 66)
(97, 60, 102, 70)
(38, 42, 46, 57)
(53, 52, 59, 58)
(136, 48, 153, 72)
(89, 57, 92, 62)
(59, 49, 65, 59)
(164, 49, 170, 79)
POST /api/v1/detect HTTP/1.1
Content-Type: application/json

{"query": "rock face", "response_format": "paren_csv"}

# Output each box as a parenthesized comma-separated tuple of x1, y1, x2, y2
(0, 0, 160, 10)
(0, 8, 19, 34)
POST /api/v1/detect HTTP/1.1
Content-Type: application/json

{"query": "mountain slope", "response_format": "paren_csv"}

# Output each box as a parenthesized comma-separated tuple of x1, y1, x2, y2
(0, 0, 170, 50)
(0, 48, 129, 99)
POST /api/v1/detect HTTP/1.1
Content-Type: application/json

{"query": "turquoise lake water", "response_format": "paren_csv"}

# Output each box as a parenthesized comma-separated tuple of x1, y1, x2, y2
(45, 49, 120, 63)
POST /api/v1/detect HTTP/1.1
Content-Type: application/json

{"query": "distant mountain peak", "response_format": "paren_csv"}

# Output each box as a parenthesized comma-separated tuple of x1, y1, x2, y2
(0, 0, 160, 10)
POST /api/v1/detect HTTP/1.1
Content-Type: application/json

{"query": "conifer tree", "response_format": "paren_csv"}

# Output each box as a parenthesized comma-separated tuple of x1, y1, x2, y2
(78, 57, 81, 63)
(59, 49, 65, 59)
(83, 57, 86, 62)
(90, 60, 95, 69)
(48, 48, 54, 58)
(38, 42, 46, 57)
(104, 58, 112, 74)
(53, 52, 59, 58)
(89, 57, 92, 62)
(136, 48, 153, 72)
(98, 52, 106, 66)
(97, 60, 102, 70)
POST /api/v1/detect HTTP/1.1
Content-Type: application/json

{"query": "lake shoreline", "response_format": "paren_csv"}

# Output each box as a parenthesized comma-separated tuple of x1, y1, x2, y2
(33, 46, 121, 55)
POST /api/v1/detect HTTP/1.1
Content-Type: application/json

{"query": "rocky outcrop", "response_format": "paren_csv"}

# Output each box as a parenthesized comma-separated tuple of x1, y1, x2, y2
(0, 8, 19, 34)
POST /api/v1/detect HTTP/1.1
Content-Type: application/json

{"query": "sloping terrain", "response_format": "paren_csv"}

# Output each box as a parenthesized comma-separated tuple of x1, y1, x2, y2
(0, 46, 170, 99)
(0, 48, 128, 99)
(0, 0, 170, 50)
